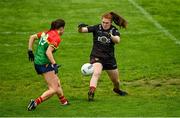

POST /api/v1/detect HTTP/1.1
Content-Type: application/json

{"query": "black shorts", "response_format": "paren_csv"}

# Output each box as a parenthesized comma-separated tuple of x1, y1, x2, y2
(34, 64, 54, 74)
(90, 56, 117, 70)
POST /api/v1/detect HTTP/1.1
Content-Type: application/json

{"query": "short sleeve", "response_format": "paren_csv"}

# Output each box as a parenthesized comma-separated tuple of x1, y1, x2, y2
(48, 34, 61, 49)
(112, 28, 120, 36)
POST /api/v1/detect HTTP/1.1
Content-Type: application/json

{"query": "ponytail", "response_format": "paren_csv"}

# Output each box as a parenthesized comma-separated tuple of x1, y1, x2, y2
(102, 12, 128, 28)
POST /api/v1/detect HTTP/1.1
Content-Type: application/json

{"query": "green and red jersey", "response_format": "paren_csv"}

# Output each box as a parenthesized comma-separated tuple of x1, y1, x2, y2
(34, 30, 61, 65)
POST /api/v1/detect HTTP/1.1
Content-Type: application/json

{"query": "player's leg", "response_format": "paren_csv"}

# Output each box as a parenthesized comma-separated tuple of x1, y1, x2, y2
(28, 71, 56, 111)
(106, 69, 128, 96)
(88, 62, 103, 101)
(28, 71, 67, 111)
(41, 72, 68, 105)
(55, 76, 69, 105)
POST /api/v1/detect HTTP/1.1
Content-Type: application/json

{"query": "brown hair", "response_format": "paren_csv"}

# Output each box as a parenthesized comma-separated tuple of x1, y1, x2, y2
(102, 12, 127, 28)
(50, 19, 65, 30)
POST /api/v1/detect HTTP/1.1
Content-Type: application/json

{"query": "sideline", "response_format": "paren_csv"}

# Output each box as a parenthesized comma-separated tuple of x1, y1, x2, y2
(128, 0, 180, 45)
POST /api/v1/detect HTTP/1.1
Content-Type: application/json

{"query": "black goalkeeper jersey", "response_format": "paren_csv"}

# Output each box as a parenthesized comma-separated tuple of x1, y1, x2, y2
(87, 24, 120, 59)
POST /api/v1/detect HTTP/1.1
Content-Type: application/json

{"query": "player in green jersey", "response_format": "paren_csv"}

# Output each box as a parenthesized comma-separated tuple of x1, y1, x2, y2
(27, 19, 69, 111)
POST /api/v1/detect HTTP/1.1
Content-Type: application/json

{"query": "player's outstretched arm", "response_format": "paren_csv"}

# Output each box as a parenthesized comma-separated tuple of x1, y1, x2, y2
(78, 23, 88, 33)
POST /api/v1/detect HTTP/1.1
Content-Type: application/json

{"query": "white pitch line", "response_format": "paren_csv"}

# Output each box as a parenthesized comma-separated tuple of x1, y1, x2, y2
(128, 0, 180, 45)
(0, 30, 163, 35)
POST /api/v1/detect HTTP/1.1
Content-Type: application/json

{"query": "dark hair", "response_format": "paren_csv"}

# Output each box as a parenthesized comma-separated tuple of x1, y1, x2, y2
(102, 12, 127, 28)
(50, 19, 65, 30)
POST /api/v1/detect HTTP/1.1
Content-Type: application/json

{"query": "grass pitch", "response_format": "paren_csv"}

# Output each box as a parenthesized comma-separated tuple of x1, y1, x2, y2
(0, 0, 179, 117)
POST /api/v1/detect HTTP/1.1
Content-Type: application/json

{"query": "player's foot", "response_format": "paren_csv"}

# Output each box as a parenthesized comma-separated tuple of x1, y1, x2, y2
(113, 88, 128, 96)
(27, 99, 37, 111)
(61, 99, 70, 105)
(60, 96, 70, 105)
(88, 91, 94, 101)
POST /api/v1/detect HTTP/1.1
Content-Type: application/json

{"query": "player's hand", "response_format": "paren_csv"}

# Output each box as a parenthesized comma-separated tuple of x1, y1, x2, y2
(52, 64, 60, 74)
(78, 23, 88, 28)
(28, 50, 34, 62)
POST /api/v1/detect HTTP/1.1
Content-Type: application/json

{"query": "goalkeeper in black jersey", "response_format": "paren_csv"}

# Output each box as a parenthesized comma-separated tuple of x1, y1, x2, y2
(78, 12, 128, 101)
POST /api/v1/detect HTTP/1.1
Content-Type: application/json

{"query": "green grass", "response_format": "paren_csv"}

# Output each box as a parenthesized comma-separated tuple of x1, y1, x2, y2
(0, 0, 180, 117)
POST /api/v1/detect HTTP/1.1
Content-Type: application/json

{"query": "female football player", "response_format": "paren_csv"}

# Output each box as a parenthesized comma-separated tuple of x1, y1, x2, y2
(27, 18, 69, 111)
(78, 12, 128, 101)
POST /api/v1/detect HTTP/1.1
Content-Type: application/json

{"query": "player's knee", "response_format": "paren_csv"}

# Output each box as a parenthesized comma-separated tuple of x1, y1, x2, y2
(52, 86, 59, 93)
(49, 88, 56, 94)
(49, 84, 58, 93)
(92, 71, 101, 78)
